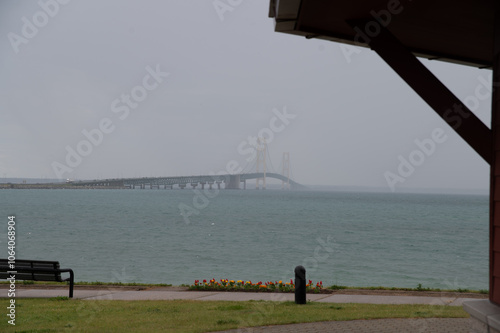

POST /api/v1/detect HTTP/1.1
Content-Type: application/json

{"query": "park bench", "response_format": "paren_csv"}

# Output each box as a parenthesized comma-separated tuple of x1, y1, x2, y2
(0, 259, 74, 298)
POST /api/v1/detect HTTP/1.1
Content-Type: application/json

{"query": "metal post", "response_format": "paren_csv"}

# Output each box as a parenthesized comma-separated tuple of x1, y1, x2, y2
(294, 265, 306, 304)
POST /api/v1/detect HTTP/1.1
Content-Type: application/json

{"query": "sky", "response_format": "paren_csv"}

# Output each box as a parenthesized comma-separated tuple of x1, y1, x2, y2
(0, 0, 492, 193)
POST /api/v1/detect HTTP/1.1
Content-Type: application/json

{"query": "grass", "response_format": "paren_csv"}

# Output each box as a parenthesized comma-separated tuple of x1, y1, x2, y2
(327, 284, 488, 294)
(0, 280, 487, 294)
(0, 298, 468, 332)
(0, 281, 172, 287)
(73, 281, 172, 287)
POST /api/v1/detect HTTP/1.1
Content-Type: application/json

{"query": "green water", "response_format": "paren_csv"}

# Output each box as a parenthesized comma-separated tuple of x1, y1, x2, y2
(0, 189, 488, 290)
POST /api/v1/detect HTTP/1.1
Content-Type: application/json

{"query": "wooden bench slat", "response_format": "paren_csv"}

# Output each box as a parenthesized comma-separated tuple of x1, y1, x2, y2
(0, 259, 74, 298)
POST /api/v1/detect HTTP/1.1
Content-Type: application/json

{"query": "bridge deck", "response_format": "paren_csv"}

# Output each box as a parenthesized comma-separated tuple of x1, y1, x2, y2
(70, 173, 305, 190)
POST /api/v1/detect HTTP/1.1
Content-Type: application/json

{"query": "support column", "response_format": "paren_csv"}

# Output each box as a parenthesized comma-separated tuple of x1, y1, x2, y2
(491, 8, 500, 305)
(226, 175, 240, 189)
(462, 9, 500, 333)
(345, 16, 498, 311)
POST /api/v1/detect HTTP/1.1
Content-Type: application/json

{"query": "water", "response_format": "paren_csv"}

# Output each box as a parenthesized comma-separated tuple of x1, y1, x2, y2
(0, 189, 489, 290)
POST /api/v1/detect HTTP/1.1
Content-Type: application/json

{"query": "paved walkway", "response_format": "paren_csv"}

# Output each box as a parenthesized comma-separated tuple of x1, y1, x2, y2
(3, 287, 479, 332)
(210, 318, 470, 333)
(8, 287, 481, 306)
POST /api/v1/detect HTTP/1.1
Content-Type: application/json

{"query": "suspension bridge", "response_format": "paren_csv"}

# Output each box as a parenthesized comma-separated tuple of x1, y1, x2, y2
(71, 144, 305, 190)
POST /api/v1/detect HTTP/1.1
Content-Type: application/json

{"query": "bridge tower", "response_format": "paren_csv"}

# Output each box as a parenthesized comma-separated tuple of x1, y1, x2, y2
(282, 152, 290, 190)
(256, 137, 267, 190)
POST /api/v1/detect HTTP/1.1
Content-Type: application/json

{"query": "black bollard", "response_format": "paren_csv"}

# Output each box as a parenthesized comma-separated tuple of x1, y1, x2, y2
(294, 265, 306, 304)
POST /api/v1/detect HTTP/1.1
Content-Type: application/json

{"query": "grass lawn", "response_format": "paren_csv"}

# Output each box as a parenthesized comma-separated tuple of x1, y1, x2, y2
(0, 298, 468, 332)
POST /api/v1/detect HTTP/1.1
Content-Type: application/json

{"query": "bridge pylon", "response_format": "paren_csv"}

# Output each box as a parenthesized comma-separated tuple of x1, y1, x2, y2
(256, 137, 267, 190)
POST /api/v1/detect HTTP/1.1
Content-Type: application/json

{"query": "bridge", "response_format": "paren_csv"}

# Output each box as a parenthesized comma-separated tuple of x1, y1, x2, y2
(72, 148, 305, 190)
(71, 172, 306, 190)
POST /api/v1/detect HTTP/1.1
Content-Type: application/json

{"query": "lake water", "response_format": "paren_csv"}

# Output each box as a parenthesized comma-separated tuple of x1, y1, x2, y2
(0, 189, 489, 290)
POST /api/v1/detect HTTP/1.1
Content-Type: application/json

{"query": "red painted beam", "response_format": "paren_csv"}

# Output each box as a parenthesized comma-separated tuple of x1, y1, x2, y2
(491, 8, 500, 305)
(347, 20, 492, 164)
(347, 19, 497, 303)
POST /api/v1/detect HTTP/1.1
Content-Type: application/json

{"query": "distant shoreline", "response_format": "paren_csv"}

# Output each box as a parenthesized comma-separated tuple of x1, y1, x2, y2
(0, 183, 127, 190)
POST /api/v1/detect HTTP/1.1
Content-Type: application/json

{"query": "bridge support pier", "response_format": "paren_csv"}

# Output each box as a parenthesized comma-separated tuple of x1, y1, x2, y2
(208, 182, 213, 190)
(191, 183, 198, 189)
(200, 182, 206, 190)
(216, 181, 222, 190)
(226, 175, 241, 190)
(179, 184, 186, 190)
(243, 180, 246, 190)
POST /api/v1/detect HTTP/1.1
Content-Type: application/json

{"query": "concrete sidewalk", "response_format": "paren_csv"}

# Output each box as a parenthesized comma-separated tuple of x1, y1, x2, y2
(7, 287, 481, 306)
(3, 287, 478, 332)
(210, 318, 471, 333)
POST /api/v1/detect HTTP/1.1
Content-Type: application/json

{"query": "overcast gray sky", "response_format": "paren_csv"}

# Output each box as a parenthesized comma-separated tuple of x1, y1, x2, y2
(0, 0, 492, 192)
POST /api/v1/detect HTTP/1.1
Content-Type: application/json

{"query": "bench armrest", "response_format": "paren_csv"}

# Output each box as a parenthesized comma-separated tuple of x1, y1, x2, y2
(59, 268, 74, 298)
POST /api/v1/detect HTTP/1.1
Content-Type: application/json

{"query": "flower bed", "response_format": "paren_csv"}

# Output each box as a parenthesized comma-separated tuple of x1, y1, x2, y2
(189, 279, 324, 293)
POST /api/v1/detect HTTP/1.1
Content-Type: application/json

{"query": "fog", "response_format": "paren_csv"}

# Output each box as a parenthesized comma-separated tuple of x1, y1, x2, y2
(0, 0, 491, 193)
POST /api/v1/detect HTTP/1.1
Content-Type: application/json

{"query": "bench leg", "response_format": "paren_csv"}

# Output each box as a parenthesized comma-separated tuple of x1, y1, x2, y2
(68, 269, 74, 298)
